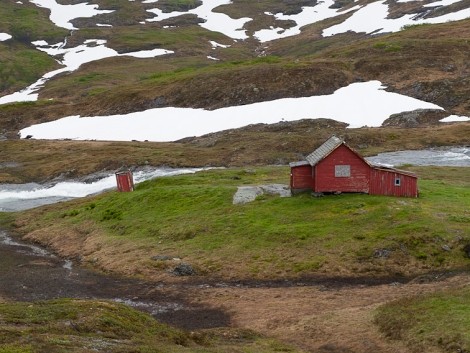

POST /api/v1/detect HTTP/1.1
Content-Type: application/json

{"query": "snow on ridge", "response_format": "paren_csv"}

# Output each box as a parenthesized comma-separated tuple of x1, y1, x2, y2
(252, 0, 470, 41)
(25, 0, 470, 41)
(29, 0, 114, 30)
(146, 0, 252, 40)
(254, 0, 359, 42)
(323, 0, 470, 37)
(0, 40, 173, 105)
(19, 81, 443, 142)
(440, 115, 470, 123)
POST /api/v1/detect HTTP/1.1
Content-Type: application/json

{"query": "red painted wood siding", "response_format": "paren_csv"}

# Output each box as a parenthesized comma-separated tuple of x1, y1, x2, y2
(314, 145, 370, 193)
(290, 165, 315, 190)
(370, 169, 418, 197)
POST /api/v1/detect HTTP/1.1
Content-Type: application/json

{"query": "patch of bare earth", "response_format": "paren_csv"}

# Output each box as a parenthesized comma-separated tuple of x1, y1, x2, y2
(187, 274, 470, 353)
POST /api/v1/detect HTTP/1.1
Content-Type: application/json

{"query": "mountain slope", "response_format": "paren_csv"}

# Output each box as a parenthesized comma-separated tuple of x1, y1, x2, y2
(0, 0, 469, 138)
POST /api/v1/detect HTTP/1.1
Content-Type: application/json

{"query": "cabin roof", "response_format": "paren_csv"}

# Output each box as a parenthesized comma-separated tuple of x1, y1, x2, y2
(371, 164, 418, 178)
(289, 161, 310, 168)
(305, 136, 344, 166)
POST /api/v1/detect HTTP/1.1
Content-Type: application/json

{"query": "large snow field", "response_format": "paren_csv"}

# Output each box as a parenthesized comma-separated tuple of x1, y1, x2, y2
(20, 80, 460, 142)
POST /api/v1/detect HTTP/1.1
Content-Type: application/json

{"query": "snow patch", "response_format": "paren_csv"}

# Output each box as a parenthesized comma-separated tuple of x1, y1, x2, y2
(0, 33, 12, 41)
(29, 0, 114, 30)
(209, 40, 231, 48)
(19, 81, 443, 142)
(146, 0, 251, 40)
(0, 40, 173, 105)
(440, 115, 470, 123)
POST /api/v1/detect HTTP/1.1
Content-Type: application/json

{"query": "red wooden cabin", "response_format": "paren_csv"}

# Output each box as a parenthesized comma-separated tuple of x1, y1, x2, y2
(290, 136, 418, 197)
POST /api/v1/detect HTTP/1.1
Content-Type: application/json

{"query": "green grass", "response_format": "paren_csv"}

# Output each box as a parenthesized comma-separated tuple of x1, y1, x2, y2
(0, 44, 58, 93)
(0, 3, 67, 43)
(375, 287, 470, 352)
(0, 299, 303, 352)
(12, 166, 470, 279)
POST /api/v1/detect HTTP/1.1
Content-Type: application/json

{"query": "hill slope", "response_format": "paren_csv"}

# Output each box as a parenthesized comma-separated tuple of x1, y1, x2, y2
(0, 0, 469, 139)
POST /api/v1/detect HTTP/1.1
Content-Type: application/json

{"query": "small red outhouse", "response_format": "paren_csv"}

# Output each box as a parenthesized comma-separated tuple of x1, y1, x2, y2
(115, 170, 134, 192)
(290, 136, 418, 197)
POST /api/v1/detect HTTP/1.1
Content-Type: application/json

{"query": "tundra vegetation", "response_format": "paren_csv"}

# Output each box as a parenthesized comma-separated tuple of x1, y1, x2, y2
(0, 0, 469, 351)
(0, 165, 469, 352)
(0, 299, 302, 353)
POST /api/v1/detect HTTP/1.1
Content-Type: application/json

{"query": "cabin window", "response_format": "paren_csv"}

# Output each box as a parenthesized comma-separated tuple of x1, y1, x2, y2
(395, 177, 401, 186)
(335, 165, 350, 177)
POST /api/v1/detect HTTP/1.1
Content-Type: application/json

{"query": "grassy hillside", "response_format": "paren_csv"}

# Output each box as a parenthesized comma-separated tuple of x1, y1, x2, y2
(0, 299, 302, 353)
(375, 287, 470, 352)
(6, 165, 469, 281)
(1, 16, 469, 137)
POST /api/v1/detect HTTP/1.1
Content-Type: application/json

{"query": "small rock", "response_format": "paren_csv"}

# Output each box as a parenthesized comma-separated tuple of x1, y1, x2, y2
(171, 263, 196, 276)
(374, 249, 392, 258)
(441, 245, 451, 252)
(233, 186, 263, 204)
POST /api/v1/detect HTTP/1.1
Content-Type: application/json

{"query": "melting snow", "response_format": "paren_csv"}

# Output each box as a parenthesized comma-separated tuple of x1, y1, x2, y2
(146, 0, 252, 40)
(440, 115, 470, 123)
(19, 81, 443, 142)
(29, 0, 114, 30)
(0, 40, 173, 105)
(209, 40, 231, 48)
(0, 33, 12, 41)
(254, 0, 359, 42)
(323, 0, 470, 37)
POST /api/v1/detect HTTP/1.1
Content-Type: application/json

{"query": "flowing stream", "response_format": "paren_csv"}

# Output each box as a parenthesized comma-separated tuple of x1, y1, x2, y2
(365, 146, 470, 167)
(0, 167, 208, 212)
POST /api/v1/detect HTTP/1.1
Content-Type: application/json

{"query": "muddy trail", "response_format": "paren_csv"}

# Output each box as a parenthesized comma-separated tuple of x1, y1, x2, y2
(2, 229, 470, 352)
(0, 230, 229, 330)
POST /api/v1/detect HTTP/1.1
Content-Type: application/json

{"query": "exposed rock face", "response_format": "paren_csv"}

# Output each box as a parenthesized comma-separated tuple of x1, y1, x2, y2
(382, 109, 448, 127)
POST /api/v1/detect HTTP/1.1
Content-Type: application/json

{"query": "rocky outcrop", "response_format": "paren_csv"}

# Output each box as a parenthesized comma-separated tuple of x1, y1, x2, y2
(382, 109, 448, 127)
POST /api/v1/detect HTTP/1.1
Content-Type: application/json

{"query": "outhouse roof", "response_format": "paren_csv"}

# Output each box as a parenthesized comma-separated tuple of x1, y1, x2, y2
(306, 135, 343, 166)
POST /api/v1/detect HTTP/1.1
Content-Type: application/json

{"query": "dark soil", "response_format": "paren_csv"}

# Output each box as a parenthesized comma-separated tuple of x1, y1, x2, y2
(0, 231, 230, 330)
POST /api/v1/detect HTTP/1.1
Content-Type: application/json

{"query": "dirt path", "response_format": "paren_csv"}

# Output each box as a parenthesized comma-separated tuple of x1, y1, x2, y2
(187, 274, 469, 353)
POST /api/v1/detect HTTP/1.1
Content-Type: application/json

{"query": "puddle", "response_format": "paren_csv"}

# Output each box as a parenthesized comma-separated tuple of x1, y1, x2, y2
(0, 231, 55, 258)
(113, 298, 184, 315)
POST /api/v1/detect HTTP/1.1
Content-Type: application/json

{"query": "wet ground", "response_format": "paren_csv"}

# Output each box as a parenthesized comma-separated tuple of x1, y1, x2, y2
(2, 229, 469, 352)
(0, 230, 230, 330)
